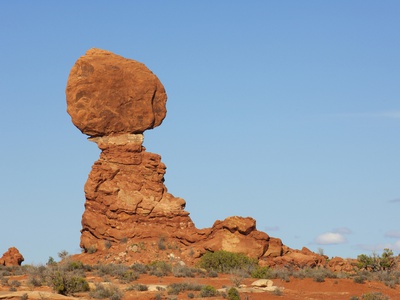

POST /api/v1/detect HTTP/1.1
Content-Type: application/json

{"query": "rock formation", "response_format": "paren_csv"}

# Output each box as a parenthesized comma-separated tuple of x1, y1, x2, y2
(0, 247, 24, 266)
(66, 48, 325, 267)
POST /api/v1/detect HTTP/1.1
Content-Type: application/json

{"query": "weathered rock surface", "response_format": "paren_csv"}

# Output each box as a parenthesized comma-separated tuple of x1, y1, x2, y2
(0, 247, 24, 266)
(67, 49, 326, 268)
(66, 48, 167, 136)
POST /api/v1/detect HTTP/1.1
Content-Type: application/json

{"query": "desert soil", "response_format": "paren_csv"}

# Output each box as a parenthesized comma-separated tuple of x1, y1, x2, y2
(1, 272, 400, 300)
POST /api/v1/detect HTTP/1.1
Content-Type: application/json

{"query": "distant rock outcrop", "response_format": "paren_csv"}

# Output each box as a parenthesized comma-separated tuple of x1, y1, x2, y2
(66, 48, 325, 267)
(0, 247, 24, 266)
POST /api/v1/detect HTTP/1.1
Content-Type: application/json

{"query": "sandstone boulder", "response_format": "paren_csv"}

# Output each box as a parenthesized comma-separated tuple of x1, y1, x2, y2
(66, 48, 167, 136)
(0, 247, 24, 266)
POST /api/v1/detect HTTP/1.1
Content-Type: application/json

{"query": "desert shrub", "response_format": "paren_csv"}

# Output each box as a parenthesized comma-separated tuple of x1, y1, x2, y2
(158, 236, 166, 250)
(90, 283, 123, 300)
(172, 264, 195, 278)
(96, 264, 126, 278)
(1, 277, 9, 286)
(251, 266, 271, 279)
(87, 246, 97, 254)
(104, 240, 112, 249)
(199, 285, 218, 297)
(227, 287, 241, 300)
(10, 280, 21, 287)
(27, 265, 47, 287)
(20, 293, 28, 300)
(126, 284, 148, 291)
(9, 286, 17, 292)
(167, 282, 202, 295)
(188, 292, 195, 298)
(154, 293, 162, 300)
(207, 269, 218, 278)
(361, 292, 389, 300)
(47, 257, 57, 266)
(357, 249, 395, 272)
(273, 287, 283, 296)
(349, 297, 359, 300)
(270, 268, 291, 282)
(130, 263, 149, 274)
(148, 261, 172, 277)
(58, 250, 69, 260)
(353, 275, 367, 284)
(64, 260, 85, 272)
(198, 250, 257, 273)
(230, 268, 249, 287)
(48, 270, 89, 295)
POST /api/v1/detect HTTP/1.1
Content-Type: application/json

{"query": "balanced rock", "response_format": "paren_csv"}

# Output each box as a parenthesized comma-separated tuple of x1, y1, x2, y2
(66, 48, 322, 266)
(0, 247, 24, 266)
(66, 48, 167, 136)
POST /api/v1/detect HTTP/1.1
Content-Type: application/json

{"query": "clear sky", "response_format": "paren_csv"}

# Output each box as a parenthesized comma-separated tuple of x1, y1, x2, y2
(1, 1, 399, 264)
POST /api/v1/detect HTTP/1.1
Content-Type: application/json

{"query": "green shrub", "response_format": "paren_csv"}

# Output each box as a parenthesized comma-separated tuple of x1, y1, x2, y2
(251, 266, 270, 278)
(227, 287, 241, 300)
(198, 250, 257, 273)
(199, 285, 218, 297)
(357, 249, 395, 272)
(65, 260, 85, 271)
(49, 270, 89, 295)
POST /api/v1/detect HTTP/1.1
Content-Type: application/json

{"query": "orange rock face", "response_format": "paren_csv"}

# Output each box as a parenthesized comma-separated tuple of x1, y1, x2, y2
(67, 49, 324, 267)
(0, 247, 24, 266)
(66, 48, 167, 136)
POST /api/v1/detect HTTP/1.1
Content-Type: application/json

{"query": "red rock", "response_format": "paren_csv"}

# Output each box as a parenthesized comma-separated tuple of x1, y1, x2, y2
(66, 48, 326, 267)
(0, 247, 24, 266)
(66, 48, 167, 136)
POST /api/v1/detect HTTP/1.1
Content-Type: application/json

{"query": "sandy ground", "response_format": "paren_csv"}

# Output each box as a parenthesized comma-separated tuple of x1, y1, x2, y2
(1, 273, 399, 300)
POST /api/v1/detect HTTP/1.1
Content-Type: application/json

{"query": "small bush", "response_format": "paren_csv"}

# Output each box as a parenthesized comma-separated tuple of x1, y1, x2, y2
(251, 266, 270, 279)
(90, 283, 123, 300)
(20, 293, 28, 300)
(49, 270, 89, 295)
(199, 285, 218, 297)
(361, 292, 389, 300)
(158, 236, 166, 250)
(198, 250, 257, 273)
(273, 287, 283, 296)
(148, 261, 172, 277)
(227, 287, 241, 300)
(154, 293, 162, 300)
(172, 265, 195, 278)
(167, 282, 202, 295)
(126, 284, 148, 291)
(130, 263, 149, 274)
(353, 275, 366, 284)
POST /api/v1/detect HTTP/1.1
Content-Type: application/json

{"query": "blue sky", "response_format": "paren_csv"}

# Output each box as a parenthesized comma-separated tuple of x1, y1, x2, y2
(1, 1, 399, 264)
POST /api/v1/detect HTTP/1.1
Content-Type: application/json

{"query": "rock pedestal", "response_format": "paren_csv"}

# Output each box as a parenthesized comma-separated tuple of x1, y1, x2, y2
(80, 133, 195, 251)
